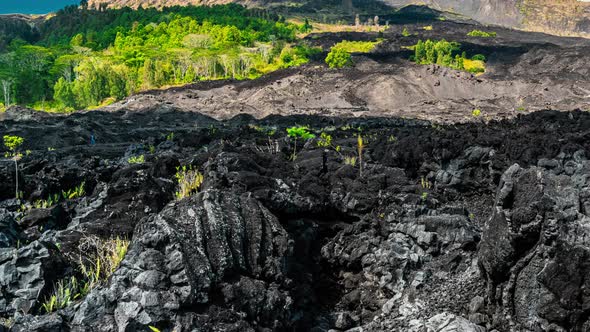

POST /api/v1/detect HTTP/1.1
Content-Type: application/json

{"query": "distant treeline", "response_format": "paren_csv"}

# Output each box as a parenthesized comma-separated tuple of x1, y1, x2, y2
(0, 4, 317, 112)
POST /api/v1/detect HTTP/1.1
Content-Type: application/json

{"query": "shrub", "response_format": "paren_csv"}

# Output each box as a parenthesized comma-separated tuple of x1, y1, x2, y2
(471, 54, 486, 61)
(472, 109, 482, 117)
(325, 48, 352, 69)
(79, 236, 129, 284)
(414, 39, 464, 70)
(175, 165, 204, 200)
(402, 27, 411, 37)
(467, 30, 496, 38)
(287, 126, 315, 160)
(413, 39, 487, 74)
(3, 135, 24, 157)
(463, 59, 485, 74)
(42, 236, 129, 313)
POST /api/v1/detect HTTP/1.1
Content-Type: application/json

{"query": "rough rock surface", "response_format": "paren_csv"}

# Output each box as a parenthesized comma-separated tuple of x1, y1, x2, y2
(479, 158, 590, 331)
(0, 105, 589, 331)
(71, 190, 291, 331)
(0, 241, 67, 317)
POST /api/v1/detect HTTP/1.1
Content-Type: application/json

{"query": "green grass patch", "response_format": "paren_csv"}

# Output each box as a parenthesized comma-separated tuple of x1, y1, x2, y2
(467, 30, 497, 38)
(332, 40, 382, 53)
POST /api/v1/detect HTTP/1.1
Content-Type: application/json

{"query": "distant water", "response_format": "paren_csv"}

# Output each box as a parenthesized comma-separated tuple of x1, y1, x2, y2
(0, 0, 80, 15)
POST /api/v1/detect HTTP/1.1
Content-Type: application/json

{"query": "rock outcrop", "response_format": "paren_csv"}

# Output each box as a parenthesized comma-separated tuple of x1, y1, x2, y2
(479, 155, 590, 331)
(1, 93, 589, 331)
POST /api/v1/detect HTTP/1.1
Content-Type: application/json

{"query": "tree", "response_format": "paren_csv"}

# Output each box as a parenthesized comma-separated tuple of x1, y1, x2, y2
(54, 77, 77, 109)
(415, 40, 425, 63)
(301, 19, 312, 33)
(325, 48, 352, 68)
(0, 79, 13, 107)
(71, 33, 84, 47)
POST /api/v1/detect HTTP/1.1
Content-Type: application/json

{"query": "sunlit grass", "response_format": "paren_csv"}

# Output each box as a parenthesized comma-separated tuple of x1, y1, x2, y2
(288, 18, 387, 38)
(463, 59, 486, 74)
(332, 40, 382, 53)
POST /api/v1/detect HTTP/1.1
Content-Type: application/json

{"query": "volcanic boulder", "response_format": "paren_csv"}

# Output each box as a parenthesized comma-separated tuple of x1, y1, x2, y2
(479, 154, 590, 331)
(71, 189, 292, 331)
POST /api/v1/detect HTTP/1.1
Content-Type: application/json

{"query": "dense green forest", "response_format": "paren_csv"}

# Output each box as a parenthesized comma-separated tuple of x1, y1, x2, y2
(0, 4, 317, 112)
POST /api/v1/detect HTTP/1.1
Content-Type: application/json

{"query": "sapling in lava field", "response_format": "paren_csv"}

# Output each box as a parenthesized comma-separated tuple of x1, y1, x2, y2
(3, 135, 24, 199)
(357, 134, 365, 177)
(287, 126, 315, 160)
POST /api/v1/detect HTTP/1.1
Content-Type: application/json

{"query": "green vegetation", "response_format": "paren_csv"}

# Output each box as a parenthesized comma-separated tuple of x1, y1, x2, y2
(467, 30, 497, 38)
(128, 155, 145, 164)
(3, 135, 24, 199)
(325, 48, 352, 68)
(42, 277, 81, 313)
(472, 109, 482, 117)
(62, 182, 86, 200)
(344, 155, 357, 166)
(317, 132, 342, 157)
(421, 192, 428, 201)
(175, 165, 204, 200)
(413, 39, 486, 74)
(471, 54, 486, 61)
(325, 39, 380, 69)
(357, 135, 365, 177)
(18, 182, 86, 214)
(0, 4, 316, 112)
(3, 135, 24, 158)
(332, 40, 381, 53)
(402, 27, 411, 37)
(42, 236, 129, 313)
(287, 126, 315, 160)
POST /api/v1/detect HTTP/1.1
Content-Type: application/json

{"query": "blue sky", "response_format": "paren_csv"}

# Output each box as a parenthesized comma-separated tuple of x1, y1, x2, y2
(0, 0, 80, 14)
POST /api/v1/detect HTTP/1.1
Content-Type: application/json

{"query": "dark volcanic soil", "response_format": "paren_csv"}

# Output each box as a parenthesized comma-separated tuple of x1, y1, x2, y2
(100, 21, 590, 124)
(1, 105, 590, 331)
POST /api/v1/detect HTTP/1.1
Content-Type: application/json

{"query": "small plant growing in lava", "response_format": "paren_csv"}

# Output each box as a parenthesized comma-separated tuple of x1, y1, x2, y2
(287, 126, 315, 160)
(344, 155, 357, 166)
(472, 109, 482, 117)
(3, 135, 24, 199)
(128, 155, 145, 164)
(42, 236, 129, 313)
(175, 165, 204, 200)
(357, 134, 365, 177)
(317, 132, 342, 156)
(62, 182, 85, 200)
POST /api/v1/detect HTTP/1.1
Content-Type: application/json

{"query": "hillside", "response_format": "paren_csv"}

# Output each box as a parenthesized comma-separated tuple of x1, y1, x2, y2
(87, 0, 590, 37)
